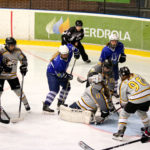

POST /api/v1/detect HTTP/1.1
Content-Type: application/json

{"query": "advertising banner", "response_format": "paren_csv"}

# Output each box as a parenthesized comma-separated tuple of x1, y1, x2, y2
(35, 12, 150, 50)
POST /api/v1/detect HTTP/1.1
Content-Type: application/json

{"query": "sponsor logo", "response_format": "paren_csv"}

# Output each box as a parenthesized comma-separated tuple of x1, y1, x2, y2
(46, 17, 70, 38)
(84, 27, 131, 41)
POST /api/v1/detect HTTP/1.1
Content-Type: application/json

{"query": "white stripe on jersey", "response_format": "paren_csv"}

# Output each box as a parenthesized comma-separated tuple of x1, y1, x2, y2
(78, 97, 95, 111)
(119, 119, 128, 123)
(129, 88, 150, 101)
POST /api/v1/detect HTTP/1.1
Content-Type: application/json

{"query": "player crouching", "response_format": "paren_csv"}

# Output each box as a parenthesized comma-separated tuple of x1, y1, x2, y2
(113, 66, 150, 141)
(59, 72, 115, 124)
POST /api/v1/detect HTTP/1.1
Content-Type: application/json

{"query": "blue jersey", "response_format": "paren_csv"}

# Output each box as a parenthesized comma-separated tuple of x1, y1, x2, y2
(0, 54, 3, 65)
(99, 42, 124, 65)
(47, 44, 79, 78)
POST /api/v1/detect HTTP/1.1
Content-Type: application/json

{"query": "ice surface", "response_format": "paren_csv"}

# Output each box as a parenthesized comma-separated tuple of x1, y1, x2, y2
(0, 45, 150, 150)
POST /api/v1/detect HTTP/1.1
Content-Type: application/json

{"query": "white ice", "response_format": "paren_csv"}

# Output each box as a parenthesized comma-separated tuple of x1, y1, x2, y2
(0, 45, 150, 150)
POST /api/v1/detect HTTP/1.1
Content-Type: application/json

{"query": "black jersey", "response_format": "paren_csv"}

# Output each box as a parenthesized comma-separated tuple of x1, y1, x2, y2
(62, 26, 84, 44)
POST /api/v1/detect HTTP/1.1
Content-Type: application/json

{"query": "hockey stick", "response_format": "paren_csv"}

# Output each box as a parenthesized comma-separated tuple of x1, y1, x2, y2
(79, 139, 141, 150)
(11, 75, 24, 123)
(0, 106, 10, 124)
(70, 59, 77, 75)
(101, 139, 141, 150)
(79, 141, 94, 150)
(59, 59, 77, 107)
(77, 76, 87, 83)
(0, 96, 10, 124)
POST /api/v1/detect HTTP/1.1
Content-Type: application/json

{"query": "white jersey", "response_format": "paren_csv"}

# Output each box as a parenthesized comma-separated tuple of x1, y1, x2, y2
(77, 86, 98, 111)
(77, 83, 109, 111)
(0, 46, 27, 79)
(120, 73, 150, 104)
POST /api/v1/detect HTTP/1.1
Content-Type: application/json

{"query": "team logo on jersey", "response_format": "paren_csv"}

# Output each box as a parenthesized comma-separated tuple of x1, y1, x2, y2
(46, 17, 70, 38)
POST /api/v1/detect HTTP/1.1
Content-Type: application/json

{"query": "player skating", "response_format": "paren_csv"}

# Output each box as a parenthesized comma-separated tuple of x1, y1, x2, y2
(0, 37, 30, 112)
(43, 44, 80, 113)
(113, 66, 150, 141)
(99, 34, 126, 98)
(62, 20, 91, 63)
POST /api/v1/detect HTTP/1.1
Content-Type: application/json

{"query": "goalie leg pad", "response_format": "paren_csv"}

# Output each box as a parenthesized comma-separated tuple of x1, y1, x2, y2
(59, 105, 92, 124)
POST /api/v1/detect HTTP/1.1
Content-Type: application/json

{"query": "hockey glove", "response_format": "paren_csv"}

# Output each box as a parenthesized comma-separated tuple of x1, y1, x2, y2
(141, 127, 150, 143)
(119, 53, 126, 63)
(74, 53, 80, 59)
(63, 73, 73, 81)
(108, 101, 115, 112)
(94, 107, 104, 124)
(3, 64, 13, 73)
(20, 64, 28, 76)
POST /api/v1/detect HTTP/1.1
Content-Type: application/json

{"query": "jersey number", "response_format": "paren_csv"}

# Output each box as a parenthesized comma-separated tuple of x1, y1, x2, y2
(128, 77, 147, 92)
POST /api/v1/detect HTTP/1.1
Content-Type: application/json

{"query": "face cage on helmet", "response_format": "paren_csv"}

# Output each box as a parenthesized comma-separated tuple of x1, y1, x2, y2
(102, 67, 112, 76)
(110, 41, 118, 49)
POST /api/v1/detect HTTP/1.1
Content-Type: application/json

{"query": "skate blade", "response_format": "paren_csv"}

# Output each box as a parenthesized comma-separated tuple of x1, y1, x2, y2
(42, 111, 55, 115)
(112, 136, 123, 141)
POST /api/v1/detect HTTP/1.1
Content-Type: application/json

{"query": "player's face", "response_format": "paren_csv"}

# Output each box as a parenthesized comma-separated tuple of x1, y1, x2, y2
(76, 26, 82, 31)
(110, 40, 118, 48)
(103, 67, 110, 73)
(9, 44, 15, 51)
(60, 53, 69, 60)
(121, 75, 127, 81)
(103, 67, 111, 76)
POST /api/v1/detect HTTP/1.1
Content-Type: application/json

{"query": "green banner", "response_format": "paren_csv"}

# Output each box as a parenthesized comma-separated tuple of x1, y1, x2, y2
(81, 0, 130, 3)
(35, 12, 150, 50)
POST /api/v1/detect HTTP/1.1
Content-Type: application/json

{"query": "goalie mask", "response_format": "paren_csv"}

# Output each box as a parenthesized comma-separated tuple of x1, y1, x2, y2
(88, 73, 103, 84)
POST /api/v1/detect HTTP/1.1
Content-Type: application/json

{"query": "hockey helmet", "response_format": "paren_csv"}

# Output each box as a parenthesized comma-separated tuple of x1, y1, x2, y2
(102, 59, 113, 76)
(75, 20, 83, 27)
(88, 73, 103, 84)
(119, 66, 130, 77)
(103, 59, 113, 69)
(59, 45, 69, 55)
(5, 37, 16, 46)
(109, 34, 119, 41)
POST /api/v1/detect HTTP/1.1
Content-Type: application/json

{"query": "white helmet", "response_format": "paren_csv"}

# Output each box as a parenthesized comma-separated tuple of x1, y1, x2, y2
(59, 45, 69, 54)
(88, 73, 103, 84)
(109, 34, 119, 41)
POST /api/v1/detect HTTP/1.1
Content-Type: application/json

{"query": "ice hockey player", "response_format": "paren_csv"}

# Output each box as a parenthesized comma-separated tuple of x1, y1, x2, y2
(86, 59, 115, 93)
(99, 34, 126, 98)
(62, 20, 91, 63)
(113, 66, 150, 141)
(43, 44, 80, 113)
(0, 37, 30, 111)
(59, 68, 115, 124)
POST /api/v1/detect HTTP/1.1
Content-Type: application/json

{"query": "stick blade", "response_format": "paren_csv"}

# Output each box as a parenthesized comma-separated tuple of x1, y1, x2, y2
(79, 141, 94, 150)
(0, 118, 10, 124)
(77, 77, 86, 83)
(11, 117, 24, 123)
